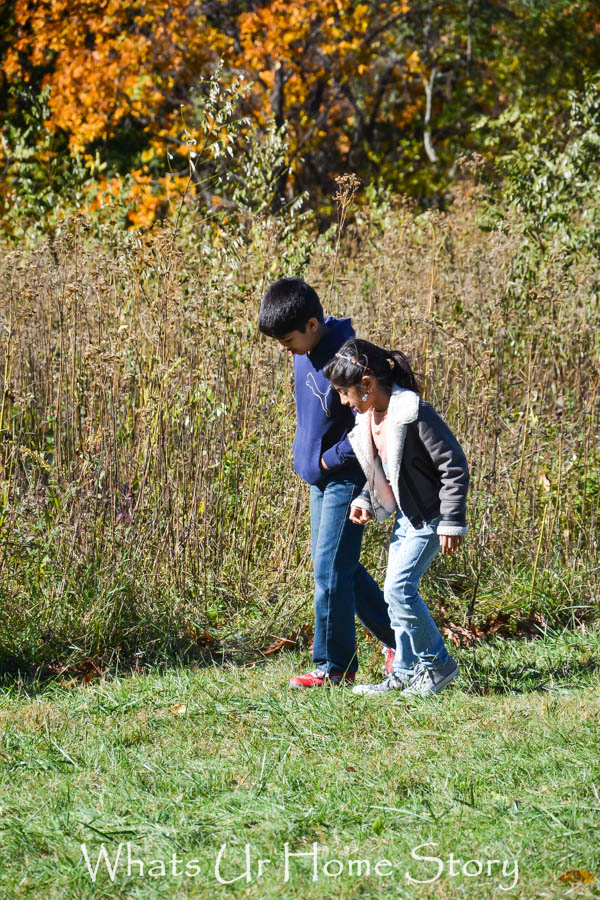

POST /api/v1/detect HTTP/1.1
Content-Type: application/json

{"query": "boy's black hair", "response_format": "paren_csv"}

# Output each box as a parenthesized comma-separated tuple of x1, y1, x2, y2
(258, 277, 324, 337)
(323, 338, 420, 394)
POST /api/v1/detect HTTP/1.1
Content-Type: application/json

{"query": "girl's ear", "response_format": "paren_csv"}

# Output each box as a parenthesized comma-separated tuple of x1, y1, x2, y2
(361, 374, 375, 391)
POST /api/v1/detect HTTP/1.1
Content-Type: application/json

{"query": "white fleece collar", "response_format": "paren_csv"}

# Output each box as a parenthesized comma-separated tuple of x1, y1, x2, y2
(387, 385, 420, 424)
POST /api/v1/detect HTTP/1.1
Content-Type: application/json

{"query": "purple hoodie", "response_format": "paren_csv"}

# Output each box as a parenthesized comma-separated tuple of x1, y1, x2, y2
(292, 316, 362, 485)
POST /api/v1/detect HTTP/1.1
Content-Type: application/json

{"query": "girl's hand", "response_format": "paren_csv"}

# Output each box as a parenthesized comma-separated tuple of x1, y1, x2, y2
(349, 505, 373, 525)
(439, 534, 464, 555)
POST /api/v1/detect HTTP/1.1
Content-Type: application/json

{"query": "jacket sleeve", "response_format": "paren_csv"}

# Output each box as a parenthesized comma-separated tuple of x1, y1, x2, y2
(320, 433, 356, 471)
(417, 402, 469, 535)
(350, 485, 372, 514)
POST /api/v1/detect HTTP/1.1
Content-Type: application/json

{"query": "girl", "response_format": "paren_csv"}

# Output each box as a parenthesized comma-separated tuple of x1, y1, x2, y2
(322, 338, 469, 696)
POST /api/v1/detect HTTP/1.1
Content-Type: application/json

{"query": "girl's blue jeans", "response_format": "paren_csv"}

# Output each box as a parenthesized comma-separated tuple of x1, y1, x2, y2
(384, 512, 450, 676)
(309, 472, 395, 674)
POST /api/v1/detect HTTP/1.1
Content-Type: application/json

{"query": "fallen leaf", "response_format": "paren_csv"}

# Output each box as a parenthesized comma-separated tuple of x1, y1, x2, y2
(558, 870, 595, 884)
(169, 704, 187, 716)
(262, 622, 314, 655)
(183, 624, 216, 646)
(483, 613, 512, 635)
(515, 612, 547, 636)
(49, 656, 105, 682)
(439, 609, 548, 645)
(441, 623, 482, 647)
(262, 636, 298, 655)
(297, 622, 314, 648)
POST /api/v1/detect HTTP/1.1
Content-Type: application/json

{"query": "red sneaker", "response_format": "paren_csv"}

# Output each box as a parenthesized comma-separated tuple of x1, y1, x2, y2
(382, 647, 395, 676)
(289, 668, 356, 689)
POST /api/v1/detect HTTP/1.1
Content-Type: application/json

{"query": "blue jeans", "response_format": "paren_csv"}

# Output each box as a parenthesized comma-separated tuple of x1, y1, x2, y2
(310, 472, 395, 674)
(384, 512, 450, 676)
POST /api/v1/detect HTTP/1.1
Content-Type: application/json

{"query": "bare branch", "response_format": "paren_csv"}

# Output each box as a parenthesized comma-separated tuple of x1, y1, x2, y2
(423, 66, 438, 162)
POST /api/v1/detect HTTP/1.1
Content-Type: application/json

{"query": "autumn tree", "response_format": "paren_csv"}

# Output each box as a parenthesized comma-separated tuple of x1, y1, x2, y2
(1, 0, 230, 228)
(1, 0, 599, 231)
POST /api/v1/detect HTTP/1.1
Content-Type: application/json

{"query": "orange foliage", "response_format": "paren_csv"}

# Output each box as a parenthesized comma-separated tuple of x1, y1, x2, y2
(84, 171, 190, 229)
(2, 0, 228, 225)
(5, 0, 221, 152)
(3, 0, 600, 228)
(234, 0, 419, 162)
(1, 0, 430, 223)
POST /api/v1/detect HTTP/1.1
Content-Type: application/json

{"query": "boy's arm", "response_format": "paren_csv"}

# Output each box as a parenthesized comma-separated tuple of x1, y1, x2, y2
(320, 433, 355, 471)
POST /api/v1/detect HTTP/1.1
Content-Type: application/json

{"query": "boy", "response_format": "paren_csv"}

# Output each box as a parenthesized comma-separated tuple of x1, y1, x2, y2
(258, 277, 394, 687)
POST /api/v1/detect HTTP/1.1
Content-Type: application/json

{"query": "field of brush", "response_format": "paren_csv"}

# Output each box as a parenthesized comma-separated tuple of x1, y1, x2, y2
(0, 195, 598, 673)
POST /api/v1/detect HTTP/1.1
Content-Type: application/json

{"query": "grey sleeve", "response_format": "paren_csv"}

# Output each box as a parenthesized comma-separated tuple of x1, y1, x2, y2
(351, 485, 373, 515)
(417, 401, 469, 533)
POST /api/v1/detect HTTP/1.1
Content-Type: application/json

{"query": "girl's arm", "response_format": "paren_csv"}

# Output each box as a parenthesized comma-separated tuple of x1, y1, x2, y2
(350, 485, 373, 524)
(439, 534, 464, 555)
(349, 506, 373, 525)
(416, 401, 469, 536)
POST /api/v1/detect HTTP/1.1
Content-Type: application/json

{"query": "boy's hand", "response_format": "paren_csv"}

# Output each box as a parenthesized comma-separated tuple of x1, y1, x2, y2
(439, 534, 464, 555)
(320, 457, 329, 470)
(349, 505, 372, 525)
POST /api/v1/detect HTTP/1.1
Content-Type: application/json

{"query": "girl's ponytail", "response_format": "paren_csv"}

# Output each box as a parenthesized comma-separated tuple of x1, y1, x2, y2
(388, 350, 420, 393)
(323, 339, 420, 395)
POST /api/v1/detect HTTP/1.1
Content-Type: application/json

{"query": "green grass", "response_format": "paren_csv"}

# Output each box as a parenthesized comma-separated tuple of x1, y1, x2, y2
(1, 628, 599, 899)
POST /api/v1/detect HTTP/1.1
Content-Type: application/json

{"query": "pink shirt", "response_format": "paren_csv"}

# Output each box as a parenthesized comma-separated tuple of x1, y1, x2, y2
(369, 407, 388, 464)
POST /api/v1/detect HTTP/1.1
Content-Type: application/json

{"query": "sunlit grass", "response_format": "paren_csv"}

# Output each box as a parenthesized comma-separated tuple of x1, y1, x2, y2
(0, 628, 598, 898)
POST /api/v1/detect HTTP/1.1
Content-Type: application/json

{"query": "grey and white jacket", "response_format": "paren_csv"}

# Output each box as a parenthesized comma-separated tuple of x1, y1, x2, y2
(348, 386, 469, 536)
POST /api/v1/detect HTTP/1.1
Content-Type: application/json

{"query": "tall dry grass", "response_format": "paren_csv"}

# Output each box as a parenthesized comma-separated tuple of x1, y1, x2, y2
(0, 196, 598, 672)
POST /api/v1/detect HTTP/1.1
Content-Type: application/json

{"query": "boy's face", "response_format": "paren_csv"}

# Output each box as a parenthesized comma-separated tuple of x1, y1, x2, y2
(277, 318, 322, 355)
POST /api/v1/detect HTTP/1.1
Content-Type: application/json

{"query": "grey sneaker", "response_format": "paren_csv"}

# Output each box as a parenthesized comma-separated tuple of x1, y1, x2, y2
(352, 671, 409, 696)
(403, 658, 460, 696)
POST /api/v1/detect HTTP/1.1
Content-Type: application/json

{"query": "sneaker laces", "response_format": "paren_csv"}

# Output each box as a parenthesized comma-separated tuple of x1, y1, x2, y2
(407, 662, 430, 689)
(386, 671, 407, 689)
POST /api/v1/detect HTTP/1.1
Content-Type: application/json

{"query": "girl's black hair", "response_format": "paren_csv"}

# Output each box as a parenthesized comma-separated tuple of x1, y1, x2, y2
(322, 338, 420, 394)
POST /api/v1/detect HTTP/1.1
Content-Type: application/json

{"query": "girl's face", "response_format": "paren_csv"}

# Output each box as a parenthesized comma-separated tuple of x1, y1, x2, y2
(335, 381, 374, 414)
